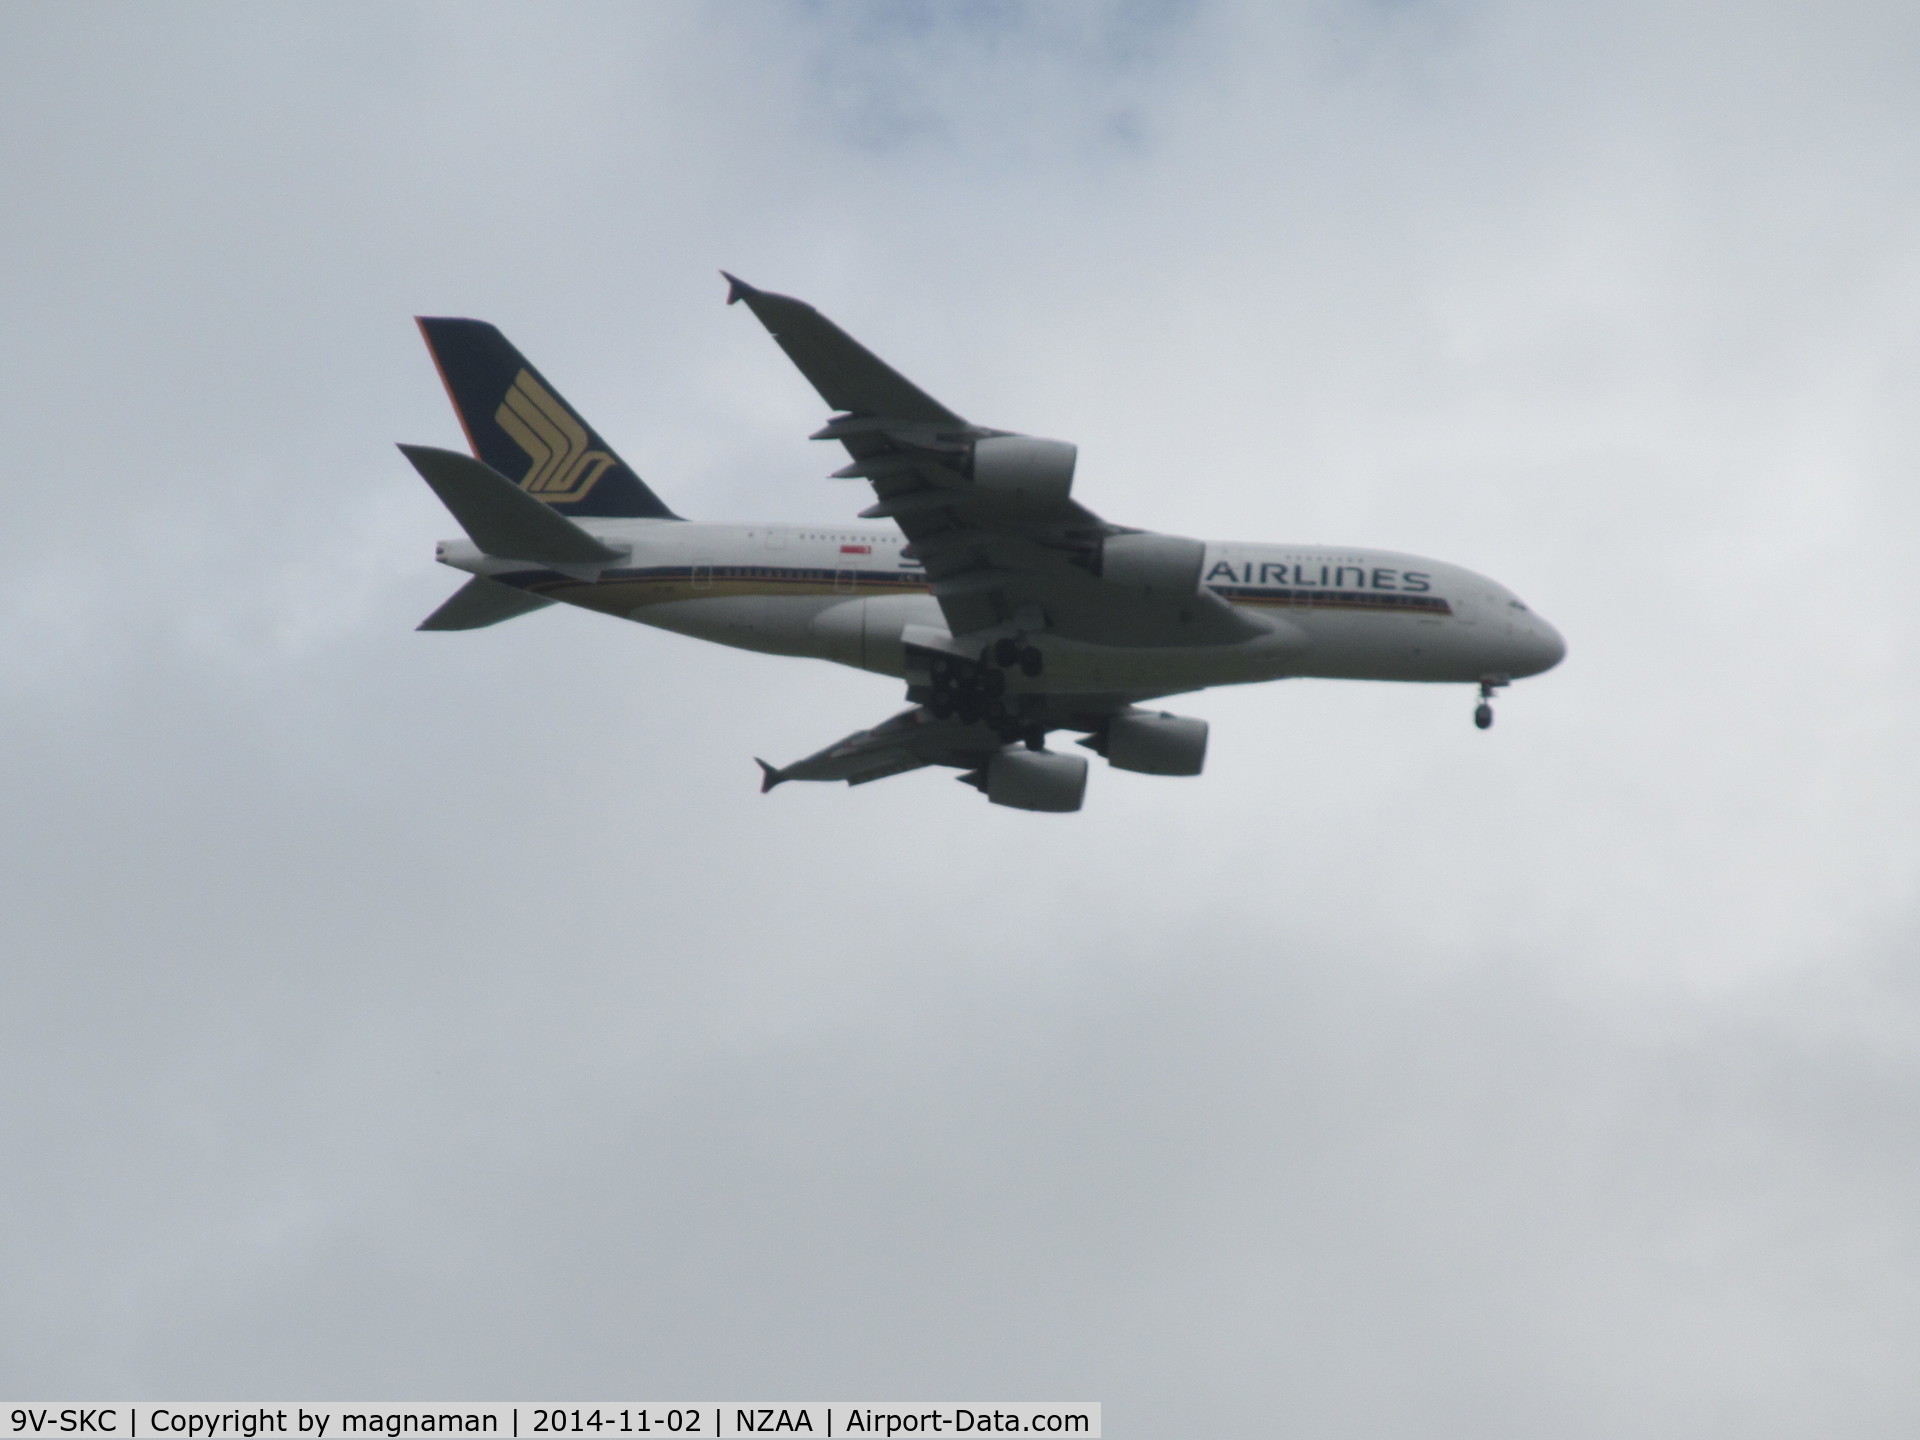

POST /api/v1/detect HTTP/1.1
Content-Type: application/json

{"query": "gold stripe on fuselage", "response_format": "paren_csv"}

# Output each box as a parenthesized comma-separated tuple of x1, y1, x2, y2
(505, 566, 1454, 622)
(520, 567, 932, 616)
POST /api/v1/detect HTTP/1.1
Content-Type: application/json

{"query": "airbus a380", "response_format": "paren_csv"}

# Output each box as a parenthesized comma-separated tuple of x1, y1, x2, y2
(400, 275, 1565, 813)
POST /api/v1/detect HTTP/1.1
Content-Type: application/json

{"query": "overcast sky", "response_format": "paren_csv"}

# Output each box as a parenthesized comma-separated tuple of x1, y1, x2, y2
(3, 1, 1919, 1433)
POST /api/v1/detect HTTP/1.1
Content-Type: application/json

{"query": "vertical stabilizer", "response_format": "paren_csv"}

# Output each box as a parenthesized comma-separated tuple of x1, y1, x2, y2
(415, 317, 680, 520)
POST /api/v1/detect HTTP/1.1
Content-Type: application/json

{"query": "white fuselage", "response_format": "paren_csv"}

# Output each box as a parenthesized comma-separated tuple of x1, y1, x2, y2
(440, 520, 1566, 699)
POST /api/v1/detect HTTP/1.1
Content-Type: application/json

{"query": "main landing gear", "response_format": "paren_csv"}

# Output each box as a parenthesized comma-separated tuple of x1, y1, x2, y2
(1473, 674, 1509, 730)
(925, 639, 1046, 745)
(992, 636, 1045, 678)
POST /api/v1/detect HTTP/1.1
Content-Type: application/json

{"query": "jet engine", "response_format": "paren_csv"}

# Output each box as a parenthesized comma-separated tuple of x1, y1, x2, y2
(970, 435, 1076, 508)
(1098, 533, 1206, 598)
(1105, 710, 1209, 776)
(979, 747, 1088, 812)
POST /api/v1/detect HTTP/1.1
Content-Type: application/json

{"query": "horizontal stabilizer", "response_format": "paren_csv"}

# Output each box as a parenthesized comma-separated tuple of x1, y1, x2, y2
(399, 445, 625, 570)
(721, 273, 965, 424)
(417, 575, 556, 631)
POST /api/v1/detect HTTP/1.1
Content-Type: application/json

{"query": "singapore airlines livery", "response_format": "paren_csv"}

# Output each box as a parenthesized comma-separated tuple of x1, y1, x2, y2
(401, 275, 1565, 813)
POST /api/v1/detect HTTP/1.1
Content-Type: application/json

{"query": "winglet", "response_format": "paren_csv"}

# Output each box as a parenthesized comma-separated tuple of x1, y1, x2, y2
(755, 758, 787, 793)
(721, 271, 759, 306)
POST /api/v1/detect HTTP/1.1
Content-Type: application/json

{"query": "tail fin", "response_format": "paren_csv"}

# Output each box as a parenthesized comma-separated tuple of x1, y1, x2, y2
(415, 317, 681, 520)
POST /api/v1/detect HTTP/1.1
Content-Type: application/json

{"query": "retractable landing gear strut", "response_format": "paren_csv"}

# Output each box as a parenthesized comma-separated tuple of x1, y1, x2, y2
(1474, 674, 1510, 730)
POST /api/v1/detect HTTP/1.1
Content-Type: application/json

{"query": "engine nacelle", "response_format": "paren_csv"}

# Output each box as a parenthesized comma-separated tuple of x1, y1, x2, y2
(1106, 711, 1208, 777)
(1099, 533, 1206, 598)
(985, 748, 1088, 812)
(971, 435, 1076, 508)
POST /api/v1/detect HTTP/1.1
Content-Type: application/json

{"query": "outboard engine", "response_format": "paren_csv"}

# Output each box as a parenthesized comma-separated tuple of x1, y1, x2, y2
(1096, 710, 1209, 777)
(970, 436, 1076, 508)
(968, 747, 1088, 812)
(1097, 533, 1206, 598)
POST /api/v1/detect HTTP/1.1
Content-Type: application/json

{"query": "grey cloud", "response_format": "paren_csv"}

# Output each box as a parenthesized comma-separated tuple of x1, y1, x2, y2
(3, 2, 1919, 1434)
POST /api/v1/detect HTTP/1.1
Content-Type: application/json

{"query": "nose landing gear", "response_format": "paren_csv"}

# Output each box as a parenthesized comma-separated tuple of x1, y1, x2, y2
(1473, 674, 1509, 731)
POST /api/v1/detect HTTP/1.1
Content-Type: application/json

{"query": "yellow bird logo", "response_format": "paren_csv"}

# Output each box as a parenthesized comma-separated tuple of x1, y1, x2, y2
(494, 369, 618, 504)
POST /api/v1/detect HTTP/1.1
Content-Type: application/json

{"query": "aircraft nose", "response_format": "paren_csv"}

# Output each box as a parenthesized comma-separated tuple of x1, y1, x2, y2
(1524, 617, 1567, 675)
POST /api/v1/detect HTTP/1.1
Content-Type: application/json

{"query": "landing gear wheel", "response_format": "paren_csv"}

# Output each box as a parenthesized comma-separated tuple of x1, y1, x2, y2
(994, 637, 1020, 669)
(1018, 646, 1044, 678)
(1473, 676, 1503, 731)
(1024, 726, 1047, 752)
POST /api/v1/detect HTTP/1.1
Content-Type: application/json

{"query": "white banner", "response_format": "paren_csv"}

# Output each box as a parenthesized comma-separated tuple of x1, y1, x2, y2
(2, 1407, 1098, 1440)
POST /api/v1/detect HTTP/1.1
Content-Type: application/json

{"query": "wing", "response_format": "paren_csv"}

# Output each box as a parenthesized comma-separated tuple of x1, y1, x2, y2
(756, 697, 1115, 812)
(724, 275, 1263, 647)
(757, 707, 969, 789)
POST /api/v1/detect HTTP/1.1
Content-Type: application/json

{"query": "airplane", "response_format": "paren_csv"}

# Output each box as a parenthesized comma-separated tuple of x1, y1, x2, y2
(399, 274, 1565, 813)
